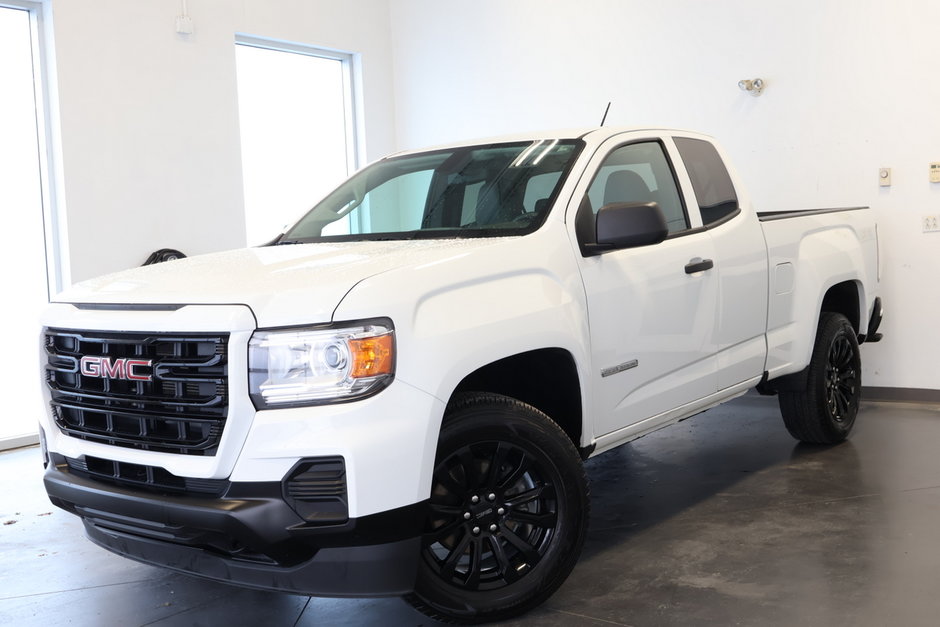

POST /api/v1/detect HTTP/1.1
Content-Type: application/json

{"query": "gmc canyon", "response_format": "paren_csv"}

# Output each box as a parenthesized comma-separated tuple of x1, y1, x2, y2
(39, 127, 882, 623)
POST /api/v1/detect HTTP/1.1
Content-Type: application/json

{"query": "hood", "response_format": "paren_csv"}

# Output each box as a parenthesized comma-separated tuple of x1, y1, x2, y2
(56, 239, 508, 327)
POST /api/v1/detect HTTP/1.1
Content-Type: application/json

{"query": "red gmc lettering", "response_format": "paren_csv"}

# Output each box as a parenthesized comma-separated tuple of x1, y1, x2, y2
(125, 360, 152, 381)
(79, 356, 153, 382)
(79, 356, 101, 377)
(101, 358, 125, 379)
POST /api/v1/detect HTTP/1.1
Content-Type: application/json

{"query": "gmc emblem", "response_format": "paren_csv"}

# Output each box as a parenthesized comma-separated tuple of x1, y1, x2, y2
(79, 356, 153, 382)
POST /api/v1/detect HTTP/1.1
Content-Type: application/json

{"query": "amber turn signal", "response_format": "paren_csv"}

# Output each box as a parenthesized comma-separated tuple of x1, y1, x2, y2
(349, 333, 394, 378)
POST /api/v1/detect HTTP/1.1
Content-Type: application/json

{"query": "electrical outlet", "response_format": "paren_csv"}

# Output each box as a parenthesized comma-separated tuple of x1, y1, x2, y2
(924, 215, 940, 233)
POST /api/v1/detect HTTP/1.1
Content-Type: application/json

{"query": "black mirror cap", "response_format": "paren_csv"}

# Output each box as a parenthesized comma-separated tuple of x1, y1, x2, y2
(594, 201, 668, 251)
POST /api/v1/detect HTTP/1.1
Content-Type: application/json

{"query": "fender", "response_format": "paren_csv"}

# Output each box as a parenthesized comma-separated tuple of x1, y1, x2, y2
(764, 219, 875, 379)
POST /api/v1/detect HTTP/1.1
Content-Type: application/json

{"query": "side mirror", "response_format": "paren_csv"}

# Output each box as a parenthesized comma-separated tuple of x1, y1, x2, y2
(594, 202, 668, 251)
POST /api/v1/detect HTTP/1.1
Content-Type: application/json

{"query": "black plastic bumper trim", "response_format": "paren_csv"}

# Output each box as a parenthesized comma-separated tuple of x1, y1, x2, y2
(44, 459, 424, 596)
(83, 522, 420, 597)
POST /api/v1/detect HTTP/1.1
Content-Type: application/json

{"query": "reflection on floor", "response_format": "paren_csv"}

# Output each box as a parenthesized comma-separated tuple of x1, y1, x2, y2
(3, 395, 940, 626)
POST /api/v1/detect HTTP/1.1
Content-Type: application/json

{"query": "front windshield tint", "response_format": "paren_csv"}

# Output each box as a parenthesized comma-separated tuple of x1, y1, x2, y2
(281, 139, 582, 242)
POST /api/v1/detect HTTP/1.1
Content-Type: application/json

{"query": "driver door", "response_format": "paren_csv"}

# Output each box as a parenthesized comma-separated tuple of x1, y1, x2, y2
(570, 136, 719, 439)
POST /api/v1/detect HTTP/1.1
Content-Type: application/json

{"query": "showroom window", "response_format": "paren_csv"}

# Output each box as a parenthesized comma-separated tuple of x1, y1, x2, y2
(0, 1, 57, 448)
(235, 36, 359, 245)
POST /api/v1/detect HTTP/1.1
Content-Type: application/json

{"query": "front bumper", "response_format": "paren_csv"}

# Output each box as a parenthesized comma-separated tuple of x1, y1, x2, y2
(44, 457, 424, 596)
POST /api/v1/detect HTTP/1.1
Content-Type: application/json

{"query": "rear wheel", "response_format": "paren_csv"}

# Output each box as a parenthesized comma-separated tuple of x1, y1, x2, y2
(778, 312, 861, 444)
(406, 393, 589, 624)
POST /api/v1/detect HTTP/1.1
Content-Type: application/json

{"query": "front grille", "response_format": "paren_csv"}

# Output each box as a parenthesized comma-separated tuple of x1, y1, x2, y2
(45, 328, 229, 456)
(64, 455, 228, 496)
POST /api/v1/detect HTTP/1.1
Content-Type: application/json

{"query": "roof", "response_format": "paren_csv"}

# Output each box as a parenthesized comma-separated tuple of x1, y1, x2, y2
(387, 126, 715, 158)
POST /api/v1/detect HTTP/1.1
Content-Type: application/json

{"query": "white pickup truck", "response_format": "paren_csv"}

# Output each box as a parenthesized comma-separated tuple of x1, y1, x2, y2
(39, 127, 882, 623)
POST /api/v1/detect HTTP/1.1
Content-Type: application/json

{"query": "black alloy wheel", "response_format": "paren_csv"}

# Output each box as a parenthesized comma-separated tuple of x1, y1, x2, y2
(425, 439, 557, 590)
(407, 393, 589, 624)
(779, 312, 861, 444)
(825, 332, 859, 424)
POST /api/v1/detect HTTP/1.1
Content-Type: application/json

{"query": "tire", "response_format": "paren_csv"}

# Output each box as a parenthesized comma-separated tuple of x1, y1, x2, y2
(778, 312, 861, 444)
(406, 393, 589, 624)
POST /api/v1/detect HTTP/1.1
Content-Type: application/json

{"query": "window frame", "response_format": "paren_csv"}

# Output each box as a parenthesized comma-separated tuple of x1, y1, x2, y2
(234, 33, 362, 190)
(2, 0, 62, 295)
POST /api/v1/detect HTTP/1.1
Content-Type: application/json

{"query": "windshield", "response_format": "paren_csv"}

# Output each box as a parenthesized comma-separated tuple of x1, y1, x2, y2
(278, 139, 583, 243)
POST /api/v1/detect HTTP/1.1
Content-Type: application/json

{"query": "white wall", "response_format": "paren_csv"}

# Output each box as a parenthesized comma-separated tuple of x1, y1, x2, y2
(387, 0, 940, 391)
(45, 0, 937, 391)
(51, 0, 395, 283)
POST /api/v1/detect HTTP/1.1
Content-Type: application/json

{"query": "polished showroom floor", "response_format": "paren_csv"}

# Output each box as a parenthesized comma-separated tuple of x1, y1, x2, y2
(3, 394, 940, 626)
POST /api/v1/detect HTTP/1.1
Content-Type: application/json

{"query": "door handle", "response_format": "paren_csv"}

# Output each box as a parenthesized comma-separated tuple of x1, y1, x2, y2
(684, 258, 714, 274)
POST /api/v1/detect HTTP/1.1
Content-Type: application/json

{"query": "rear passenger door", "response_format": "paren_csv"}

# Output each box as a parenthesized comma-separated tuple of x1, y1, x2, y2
(673, 136, 769, 390)
(570, 136, 719, 439)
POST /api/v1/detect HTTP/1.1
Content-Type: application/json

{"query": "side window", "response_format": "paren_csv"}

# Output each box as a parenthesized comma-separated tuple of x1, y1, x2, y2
(674, 137, 739, 226)
(585, 141, 688, 234)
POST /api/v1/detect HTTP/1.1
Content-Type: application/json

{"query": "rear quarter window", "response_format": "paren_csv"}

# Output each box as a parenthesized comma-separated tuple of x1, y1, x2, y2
(674, 137, 739, 226)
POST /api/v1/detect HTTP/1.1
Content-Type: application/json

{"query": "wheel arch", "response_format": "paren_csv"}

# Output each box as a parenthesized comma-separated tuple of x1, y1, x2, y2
(769, 281, 863, 394)
(820, 279, 863, 333)
(448, 348, 583, 450)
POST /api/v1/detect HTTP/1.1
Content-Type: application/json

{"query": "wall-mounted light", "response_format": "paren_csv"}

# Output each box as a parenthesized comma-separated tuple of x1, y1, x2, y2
(738, 78, 765, 97)
(175, 0, 193, 35)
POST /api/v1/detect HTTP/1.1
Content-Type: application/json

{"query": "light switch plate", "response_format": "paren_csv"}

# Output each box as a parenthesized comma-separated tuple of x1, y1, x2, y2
(931, 163, 940, 183)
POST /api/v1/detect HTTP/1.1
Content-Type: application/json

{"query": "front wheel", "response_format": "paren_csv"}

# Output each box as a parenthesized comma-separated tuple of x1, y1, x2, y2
(778, 312, 861, 444)
(406, 393, 589, 624)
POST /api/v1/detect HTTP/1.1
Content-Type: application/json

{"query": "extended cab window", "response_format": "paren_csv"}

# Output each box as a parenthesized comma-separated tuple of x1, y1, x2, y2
(282, 140, 582, 243)
(586, 141, 688, 233)
(674, 137, 739, 225)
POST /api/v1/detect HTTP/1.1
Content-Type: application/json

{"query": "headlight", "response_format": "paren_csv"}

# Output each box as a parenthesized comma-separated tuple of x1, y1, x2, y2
(248, 319, 395, 408)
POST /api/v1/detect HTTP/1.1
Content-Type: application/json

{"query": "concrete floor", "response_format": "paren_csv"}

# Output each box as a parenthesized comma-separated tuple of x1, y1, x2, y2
(3, 395, 940, 626)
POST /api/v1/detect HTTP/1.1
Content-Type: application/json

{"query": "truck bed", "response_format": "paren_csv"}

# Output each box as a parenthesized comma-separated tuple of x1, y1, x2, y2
(759, 205, 879, 380)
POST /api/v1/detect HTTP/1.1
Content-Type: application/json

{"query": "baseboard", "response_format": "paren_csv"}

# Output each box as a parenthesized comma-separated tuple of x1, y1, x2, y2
(0, 433, 40, 452)
(863, 387, 940, 404)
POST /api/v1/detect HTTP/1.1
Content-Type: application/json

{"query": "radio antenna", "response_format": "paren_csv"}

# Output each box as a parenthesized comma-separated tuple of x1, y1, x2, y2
(599, 102, 611, 126)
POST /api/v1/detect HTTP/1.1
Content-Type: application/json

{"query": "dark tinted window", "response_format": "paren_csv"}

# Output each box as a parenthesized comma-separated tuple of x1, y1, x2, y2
(585, 141, 688, 233)
(674, 137, 738, 225)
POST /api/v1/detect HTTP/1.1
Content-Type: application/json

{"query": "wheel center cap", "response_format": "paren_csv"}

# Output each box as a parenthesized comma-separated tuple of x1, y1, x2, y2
(466, 494, 501, 522)
(472, 507, 494, 521)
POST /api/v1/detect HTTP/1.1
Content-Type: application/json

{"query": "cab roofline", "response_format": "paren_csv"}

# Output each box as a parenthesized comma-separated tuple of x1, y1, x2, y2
(383, 126, 716, 159)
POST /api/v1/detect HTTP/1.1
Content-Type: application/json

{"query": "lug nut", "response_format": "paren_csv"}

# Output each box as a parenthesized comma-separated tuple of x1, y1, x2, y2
(471, 495, 480, 504)
(489, 524, 498, 532)
(487, 493, 496, 501)
(464, 512, 471, 520)
(497, 507, 505, 515)
(472, 526, 480, 535)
